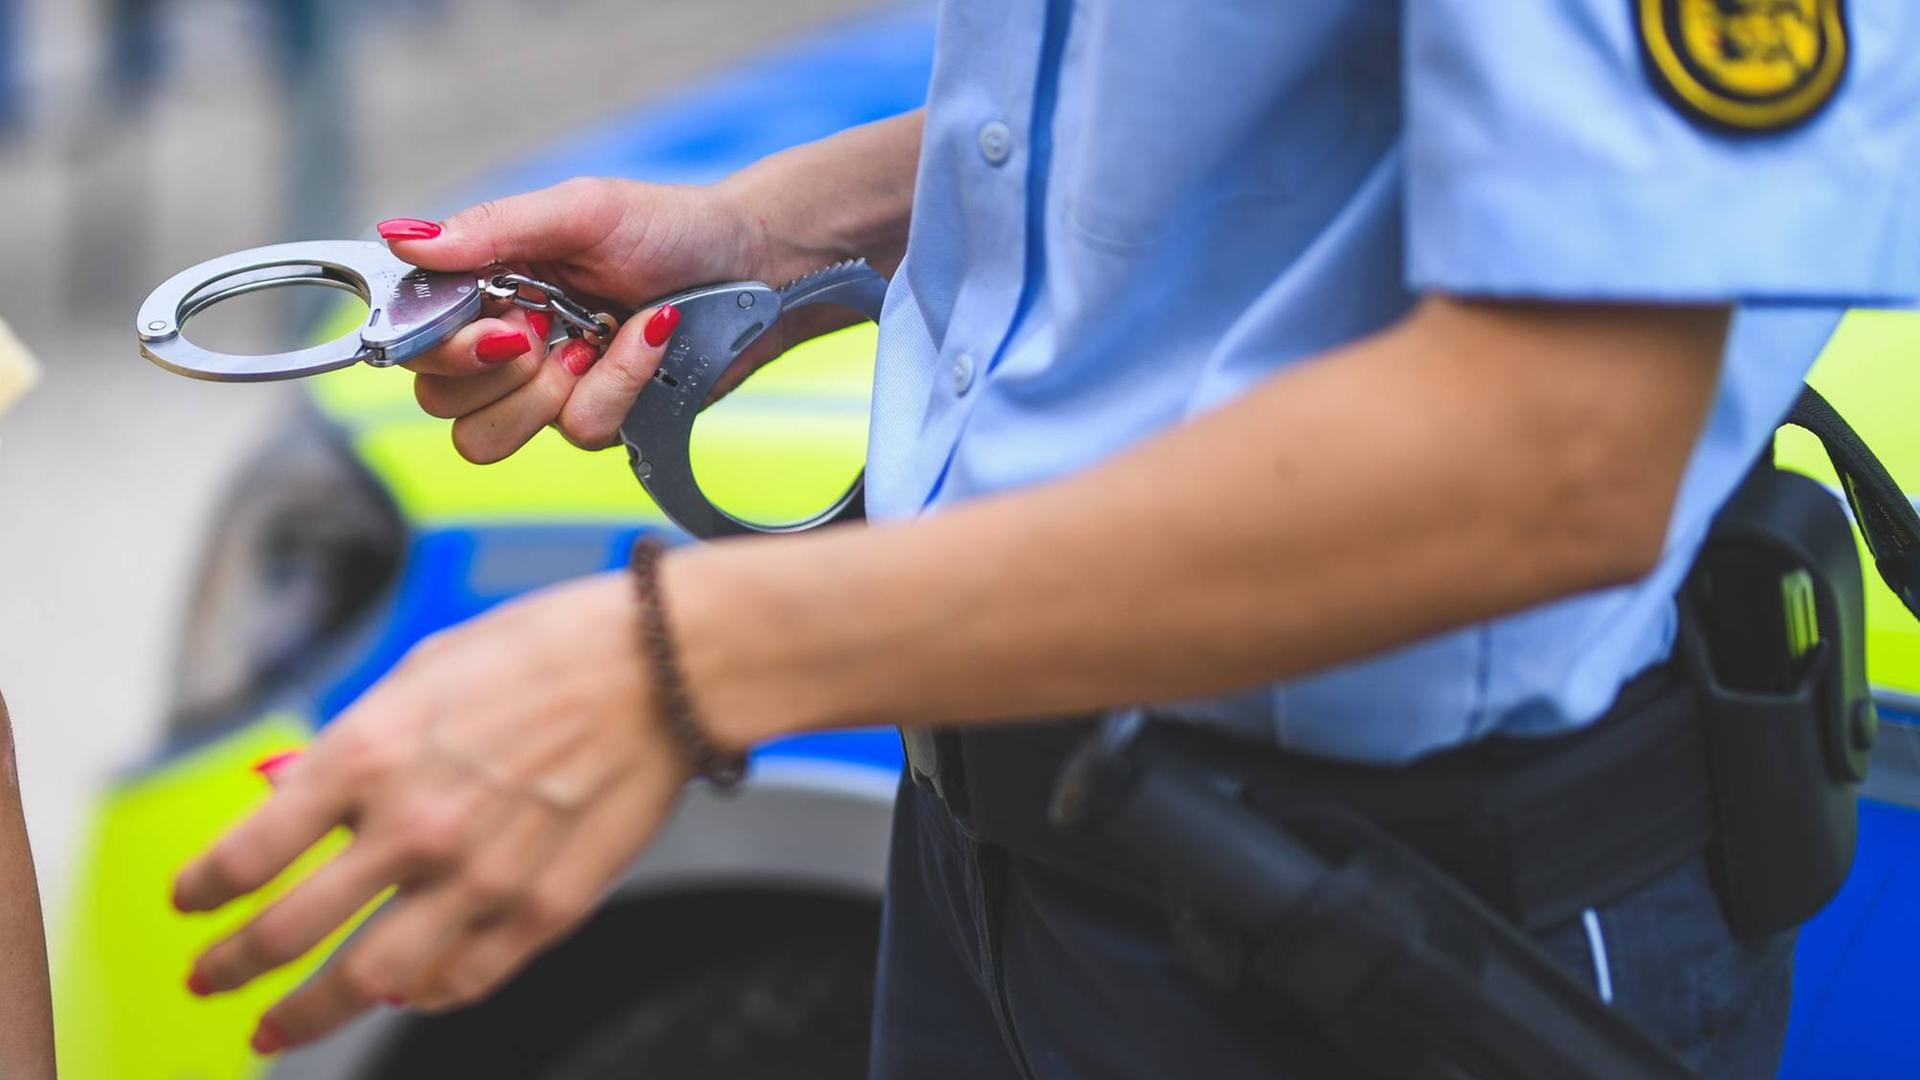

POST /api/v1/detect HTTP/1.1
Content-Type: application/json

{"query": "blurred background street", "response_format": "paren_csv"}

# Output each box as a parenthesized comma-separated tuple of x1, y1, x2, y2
(0, 0, 885, 941)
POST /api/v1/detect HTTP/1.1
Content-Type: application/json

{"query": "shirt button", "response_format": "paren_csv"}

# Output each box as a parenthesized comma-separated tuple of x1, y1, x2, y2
(977, 121, 1013, 167)
(950, 353, 977, 395)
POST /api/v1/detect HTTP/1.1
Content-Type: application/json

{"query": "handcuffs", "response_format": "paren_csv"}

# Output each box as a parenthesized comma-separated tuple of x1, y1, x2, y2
(136, 240, 888, 539)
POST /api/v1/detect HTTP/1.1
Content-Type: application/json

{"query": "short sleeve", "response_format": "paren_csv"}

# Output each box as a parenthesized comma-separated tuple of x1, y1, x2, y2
(1403, 0, 1920, 305)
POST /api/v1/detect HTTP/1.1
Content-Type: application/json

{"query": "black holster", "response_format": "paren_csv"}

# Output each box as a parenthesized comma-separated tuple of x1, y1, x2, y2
(1684, 460, 1876, 937)
(1678, 379, 1920, 938)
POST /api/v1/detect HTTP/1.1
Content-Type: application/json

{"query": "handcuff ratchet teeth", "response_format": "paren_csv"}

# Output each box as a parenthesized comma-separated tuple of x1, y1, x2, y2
(137, 239, 889, 540)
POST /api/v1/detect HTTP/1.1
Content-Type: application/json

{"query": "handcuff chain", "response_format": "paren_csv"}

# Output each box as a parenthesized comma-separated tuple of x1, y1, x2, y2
(481, 270, 619, 344)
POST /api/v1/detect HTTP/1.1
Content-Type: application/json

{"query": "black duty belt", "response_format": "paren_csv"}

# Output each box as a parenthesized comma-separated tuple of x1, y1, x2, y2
(902, 663, 1715, 933)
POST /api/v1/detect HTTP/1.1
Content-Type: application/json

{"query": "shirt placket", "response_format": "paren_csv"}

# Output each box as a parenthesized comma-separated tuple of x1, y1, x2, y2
(903, 2, 1062, 509)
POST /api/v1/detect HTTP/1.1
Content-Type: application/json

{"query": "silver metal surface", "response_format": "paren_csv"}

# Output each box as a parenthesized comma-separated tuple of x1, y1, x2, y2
(481, 269, 619, 345)
(136, 240, 484, 381)
(619, 259, 889, 539)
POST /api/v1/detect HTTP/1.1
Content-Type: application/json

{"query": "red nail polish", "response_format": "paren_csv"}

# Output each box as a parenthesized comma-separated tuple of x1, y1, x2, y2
(251, 750, 302, 780)
(475, 330, 530, 364)
(251, 1020, 287, 1055)
(385, 996, 407, 1008)
(643, 304, 682, 348)
(558, 339, 598, 377)
(527, 311, 553, 341)
(187, 971, 213, 997)
(376, 217, 442, 241)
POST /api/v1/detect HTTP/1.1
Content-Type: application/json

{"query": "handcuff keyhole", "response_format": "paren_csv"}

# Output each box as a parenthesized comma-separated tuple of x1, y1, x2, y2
(728, 322, 767, 355)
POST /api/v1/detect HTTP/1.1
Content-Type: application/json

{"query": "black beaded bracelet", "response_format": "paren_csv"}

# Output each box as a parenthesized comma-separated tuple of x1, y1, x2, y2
(628, 536, 748, 789)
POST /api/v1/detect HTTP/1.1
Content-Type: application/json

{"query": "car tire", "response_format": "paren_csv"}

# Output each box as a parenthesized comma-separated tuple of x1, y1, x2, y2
(358, 891, 878, 1080)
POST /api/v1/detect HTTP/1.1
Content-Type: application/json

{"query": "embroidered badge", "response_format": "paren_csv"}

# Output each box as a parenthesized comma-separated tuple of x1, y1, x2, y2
(1635, 0, 1849, 133)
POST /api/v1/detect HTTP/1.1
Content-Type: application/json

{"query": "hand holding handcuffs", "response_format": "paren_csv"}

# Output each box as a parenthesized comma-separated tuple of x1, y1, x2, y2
(136, 240, 887, 539)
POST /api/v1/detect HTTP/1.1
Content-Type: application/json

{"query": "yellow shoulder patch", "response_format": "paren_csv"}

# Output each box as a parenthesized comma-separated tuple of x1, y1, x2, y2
(1636, 0, 1848, 133)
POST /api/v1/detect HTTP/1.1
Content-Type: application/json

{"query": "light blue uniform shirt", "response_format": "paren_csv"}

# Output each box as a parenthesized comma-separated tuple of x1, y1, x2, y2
(866, 1, 1920, 763)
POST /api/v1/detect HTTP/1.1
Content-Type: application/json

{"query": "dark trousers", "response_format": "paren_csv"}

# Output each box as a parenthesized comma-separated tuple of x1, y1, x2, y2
(870, 778, 1795, 1079)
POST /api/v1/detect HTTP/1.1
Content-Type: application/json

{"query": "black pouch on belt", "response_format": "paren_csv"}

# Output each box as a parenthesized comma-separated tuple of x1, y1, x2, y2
(1682, 458, 1875, 938)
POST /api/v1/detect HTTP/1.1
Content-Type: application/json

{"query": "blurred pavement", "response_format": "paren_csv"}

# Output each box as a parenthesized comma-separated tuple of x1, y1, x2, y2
(0, 0, 884, 938)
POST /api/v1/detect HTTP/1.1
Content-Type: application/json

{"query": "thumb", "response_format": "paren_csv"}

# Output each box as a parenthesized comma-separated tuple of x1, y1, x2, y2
(377, 178, 623, 272)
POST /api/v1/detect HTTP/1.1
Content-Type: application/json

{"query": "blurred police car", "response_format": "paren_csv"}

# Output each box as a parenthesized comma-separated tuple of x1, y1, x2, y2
(58, 14, 930, 1079)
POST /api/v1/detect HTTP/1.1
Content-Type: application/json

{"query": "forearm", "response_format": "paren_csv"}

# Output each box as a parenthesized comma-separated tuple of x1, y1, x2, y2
(0, 696, 54, 1080)
(671, 299, 1728, 744)
(716, 110, 923, 287)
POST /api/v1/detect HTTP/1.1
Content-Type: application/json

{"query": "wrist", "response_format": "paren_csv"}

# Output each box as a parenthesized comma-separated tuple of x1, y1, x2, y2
(709, 113, 921, 287)
(627, 538, 749, 786)
(656, 540, 856, 755)
(708, 171, 848, 289)
(657, 544, 765, 755)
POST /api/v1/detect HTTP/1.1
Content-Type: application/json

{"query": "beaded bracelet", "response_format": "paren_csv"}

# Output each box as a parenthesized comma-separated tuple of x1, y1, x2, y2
(628, 536, 747, 789)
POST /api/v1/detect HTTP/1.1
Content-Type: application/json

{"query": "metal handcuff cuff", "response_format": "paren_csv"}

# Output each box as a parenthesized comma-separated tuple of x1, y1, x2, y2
(136, 239, 888, 539)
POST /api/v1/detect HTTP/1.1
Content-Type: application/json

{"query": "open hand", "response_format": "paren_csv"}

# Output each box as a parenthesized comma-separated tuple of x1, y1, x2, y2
(174, 573, 691, 1054)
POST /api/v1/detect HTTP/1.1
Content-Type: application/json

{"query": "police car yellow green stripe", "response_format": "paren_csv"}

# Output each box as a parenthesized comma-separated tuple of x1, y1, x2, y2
(55, 717, 339, 1079)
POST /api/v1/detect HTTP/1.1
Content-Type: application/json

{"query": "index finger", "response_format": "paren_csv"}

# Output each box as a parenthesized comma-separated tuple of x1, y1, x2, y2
(380, 179, 623, 272)
(173, 780, 354, 914)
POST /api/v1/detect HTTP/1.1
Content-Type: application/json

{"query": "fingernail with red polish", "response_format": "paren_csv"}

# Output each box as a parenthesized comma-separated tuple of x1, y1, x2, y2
(558, 339, 598, 377)
(527, 311, 553, 341)
(187, 971, 213, 997)
(376, 217, 442, 241)
(251, 1020, 287, 1056)
(643, 304, 681, 348)
(251, 750, 303, 781)
(475, 330, 530, 365)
